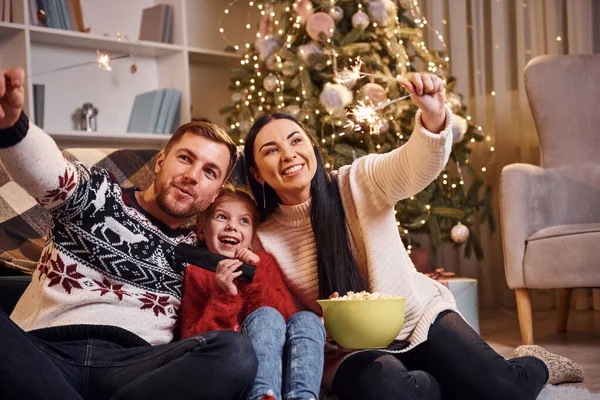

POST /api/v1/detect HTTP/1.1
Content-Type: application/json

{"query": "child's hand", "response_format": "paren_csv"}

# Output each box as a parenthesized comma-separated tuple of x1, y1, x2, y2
(234, 248, 260, 265)
(215, 259, 243, 295)
(400, 72, 446, 133)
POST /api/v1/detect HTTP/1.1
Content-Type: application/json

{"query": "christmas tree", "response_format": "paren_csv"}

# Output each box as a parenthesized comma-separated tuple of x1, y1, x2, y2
(219, 0, 494, 260)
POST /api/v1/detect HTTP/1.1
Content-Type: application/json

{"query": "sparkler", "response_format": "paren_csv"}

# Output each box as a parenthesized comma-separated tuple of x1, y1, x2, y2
(341, 57, 412, 135)
(28, 52, 130, 78)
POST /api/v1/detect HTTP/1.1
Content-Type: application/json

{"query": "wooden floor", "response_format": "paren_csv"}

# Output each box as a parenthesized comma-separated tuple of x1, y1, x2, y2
(480, 307, 600, 393)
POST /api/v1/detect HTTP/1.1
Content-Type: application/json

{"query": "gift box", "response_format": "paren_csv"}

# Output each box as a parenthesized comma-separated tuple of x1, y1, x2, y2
(425, 269, 479, 333)
(446, 278, 479, 334)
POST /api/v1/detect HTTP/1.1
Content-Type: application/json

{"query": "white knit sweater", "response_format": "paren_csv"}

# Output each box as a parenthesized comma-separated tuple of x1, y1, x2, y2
(256, 107, 458, 353)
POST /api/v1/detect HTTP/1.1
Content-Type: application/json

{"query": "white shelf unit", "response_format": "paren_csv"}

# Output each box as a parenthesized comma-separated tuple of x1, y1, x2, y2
(0, 0, 257, 149)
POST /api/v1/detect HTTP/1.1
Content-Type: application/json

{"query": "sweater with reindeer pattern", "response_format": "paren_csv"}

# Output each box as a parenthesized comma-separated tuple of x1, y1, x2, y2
(3, 113, 197, 345)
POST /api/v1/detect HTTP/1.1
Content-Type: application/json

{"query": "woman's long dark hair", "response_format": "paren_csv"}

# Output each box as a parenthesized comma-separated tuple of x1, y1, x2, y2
(243, 113, 366, 299)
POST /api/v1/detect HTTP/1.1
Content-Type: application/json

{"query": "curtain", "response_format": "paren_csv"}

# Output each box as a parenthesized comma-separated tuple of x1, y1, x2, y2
(414, 0, 599, 309)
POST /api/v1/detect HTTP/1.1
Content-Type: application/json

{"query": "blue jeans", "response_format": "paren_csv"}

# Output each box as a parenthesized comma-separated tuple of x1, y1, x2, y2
(0, 309, 257, 400)
(242, 307, 326, 400)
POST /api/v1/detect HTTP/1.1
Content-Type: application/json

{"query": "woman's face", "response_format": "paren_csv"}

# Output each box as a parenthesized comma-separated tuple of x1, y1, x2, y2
(251, 119, 318, 205)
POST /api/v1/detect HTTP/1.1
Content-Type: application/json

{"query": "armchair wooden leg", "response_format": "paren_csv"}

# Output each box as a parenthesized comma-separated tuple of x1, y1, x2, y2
(557, 288, 573, 332)
(515, 288, 534, 345)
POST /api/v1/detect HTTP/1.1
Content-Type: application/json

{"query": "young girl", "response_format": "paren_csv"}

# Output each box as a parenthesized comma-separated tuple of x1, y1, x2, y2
(179, 184, 325, 400)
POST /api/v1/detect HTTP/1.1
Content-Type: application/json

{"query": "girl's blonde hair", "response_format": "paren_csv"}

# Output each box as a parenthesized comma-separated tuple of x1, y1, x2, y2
(196, 183, 260, 234)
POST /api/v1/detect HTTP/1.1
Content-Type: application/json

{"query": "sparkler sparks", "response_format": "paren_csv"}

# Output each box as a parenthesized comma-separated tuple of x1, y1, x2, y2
(97, 51, 112, 71)
(342, 57, 413, 135)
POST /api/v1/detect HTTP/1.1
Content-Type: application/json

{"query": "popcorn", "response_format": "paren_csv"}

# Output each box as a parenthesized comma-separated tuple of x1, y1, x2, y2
(330, 291, 403, 301)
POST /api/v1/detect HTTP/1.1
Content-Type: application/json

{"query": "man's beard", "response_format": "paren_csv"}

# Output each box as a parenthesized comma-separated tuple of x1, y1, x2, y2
(154, 177, 212, 219)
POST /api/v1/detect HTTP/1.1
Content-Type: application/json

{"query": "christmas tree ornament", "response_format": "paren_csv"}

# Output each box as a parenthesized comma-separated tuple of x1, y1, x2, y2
(231, 92, 243, 103)
(452, 115, 469, 143)
(379, 120, 389, 133)
(240, 120, 252, 133)
(285, 105, 301, 118)
(447, 92, 463, 112)
(255, 37, 280, 60)
(282, 61, 298, 76)
(293, 0, 314, 23)
(451, 223, 470, 244)
(263, 75, 279, 92)
(335, 68, 359, 89)
(259, 13, 272, 37)
(359, 82, 387, 105)
(329, 6, 344, 22)
(298, 41, 323, 63)
(306, 12, 336, 42)
(368, 0, 397, 27)
(320, 83, 353, 114)
(265, 55, 278, 71)
(351, 10, 370, 29)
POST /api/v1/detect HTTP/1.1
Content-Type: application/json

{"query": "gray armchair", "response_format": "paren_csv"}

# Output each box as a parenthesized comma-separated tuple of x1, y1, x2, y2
(499, 54, 600, 345)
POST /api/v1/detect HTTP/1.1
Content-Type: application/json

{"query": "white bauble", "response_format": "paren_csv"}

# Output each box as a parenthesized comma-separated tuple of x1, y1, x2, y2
(447, 92, 463, 112)
(368, 0, 397, 27)
(282, 61, 298, 76)
(298, 41, 323, 63)
(450, 223, 470, 244)
(240, 120, 252, 134)
(285, 105, 301, 118)
(329, 6, 344, 22)
(255, 37, 279, 60)
(359, 82, 387, 105)
(265, 55, 278, 71)
(351, 11, 369, 29)
(452, 115, 469, 143)
(231, 92, 243, 103)
(319, 83, 353, 114)
(378, 120, 389, 133)
(293, 0, 314, 23)
(263, 75, 279, 92)
(306, 12, 335, 42)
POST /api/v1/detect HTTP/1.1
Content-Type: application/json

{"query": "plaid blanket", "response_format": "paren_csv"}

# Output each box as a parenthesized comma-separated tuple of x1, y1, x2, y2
(0, 148, 159, 274)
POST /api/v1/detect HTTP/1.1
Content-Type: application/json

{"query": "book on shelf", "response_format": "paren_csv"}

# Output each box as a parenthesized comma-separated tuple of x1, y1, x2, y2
(128, 89, 181, 134)
(1, 0, 12, 22)
(33, 84, 45, 129)
(31, 0, 87, 31)
(139, 4, 174, 44)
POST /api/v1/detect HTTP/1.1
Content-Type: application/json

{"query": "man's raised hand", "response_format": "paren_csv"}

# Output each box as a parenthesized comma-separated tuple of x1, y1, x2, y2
(0, 67, 25, 129)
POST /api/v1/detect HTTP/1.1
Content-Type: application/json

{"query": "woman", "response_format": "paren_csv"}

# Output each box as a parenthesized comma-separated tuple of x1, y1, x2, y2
(243, 73, 583, 400)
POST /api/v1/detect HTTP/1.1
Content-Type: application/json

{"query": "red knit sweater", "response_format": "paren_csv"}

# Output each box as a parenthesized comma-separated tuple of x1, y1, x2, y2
(179, 250, 297, 338)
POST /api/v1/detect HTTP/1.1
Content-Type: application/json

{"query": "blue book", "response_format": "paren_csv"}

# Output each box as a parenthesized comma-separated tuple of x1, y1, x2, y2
(57, 0, 72, 30)
(167, 90, 182, 133)
(155, 88, 175, 133)
(128, 89, 166, 133)
(155, 89, 182, 133)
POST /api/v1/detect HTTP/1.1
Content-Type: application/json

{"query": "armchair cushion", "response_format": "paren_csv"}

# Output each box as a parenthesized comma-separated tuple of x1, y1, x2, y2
(523, 223, 600, 288)
(500, 164, 600, 288)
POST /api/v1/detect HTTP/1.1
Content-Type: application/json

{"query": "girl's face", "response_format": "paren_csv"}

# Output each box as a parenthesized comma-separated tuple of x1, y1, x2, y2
(200, 196, 255, 258)
(251, 119, 317, 205)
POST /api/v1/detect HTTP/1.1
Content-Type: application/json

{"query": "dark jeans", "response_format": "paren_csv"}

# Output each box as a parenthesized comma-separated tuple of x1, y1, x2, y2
(332, 310, 549, 400)
(0, 310, 258, 400)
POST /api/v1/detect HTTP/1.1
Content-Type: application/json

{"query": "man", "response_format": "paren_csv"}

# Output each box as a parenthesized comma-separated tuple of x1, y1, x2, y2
(0, 67, 258, 399)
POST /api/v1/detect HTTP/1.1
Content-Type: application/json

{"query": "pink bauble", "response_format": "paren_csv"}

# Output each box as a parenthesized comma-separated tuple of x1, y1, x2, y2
(306, 12, 335, 42)
(360, 83, 387, 105)
(293, 0, 314, 23)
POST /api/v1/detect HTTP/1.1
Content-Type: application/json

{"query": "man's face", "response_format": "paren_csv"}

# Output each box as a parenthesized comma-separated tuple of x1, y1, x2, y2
(153, 132, 232, 220)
